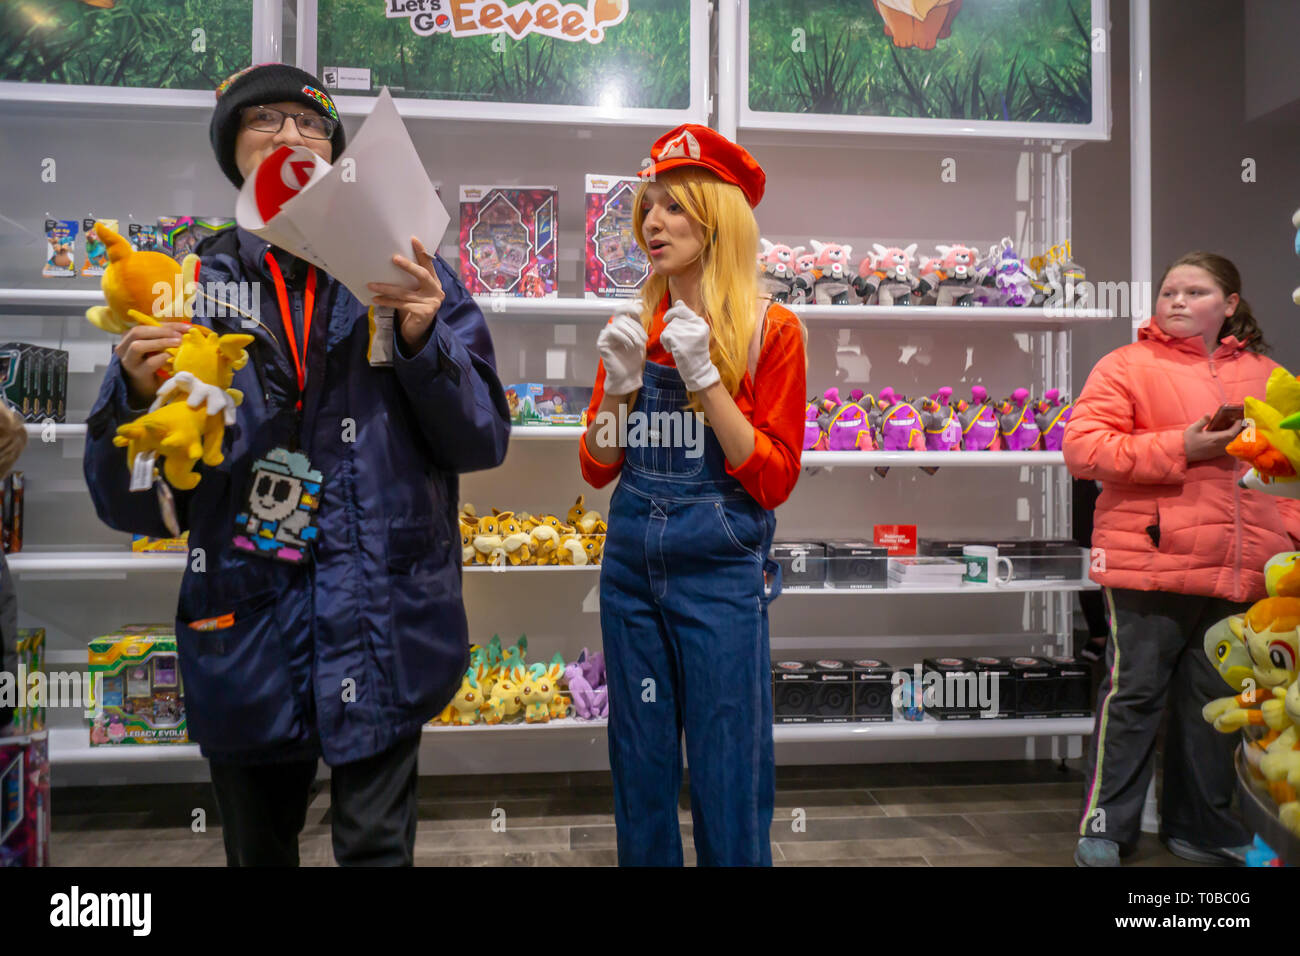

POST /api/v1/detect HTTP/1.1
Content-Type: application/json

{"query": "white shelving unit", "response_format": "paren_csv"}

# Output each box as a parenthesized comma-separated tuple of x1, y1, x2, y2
(0, 0, 1117, 783)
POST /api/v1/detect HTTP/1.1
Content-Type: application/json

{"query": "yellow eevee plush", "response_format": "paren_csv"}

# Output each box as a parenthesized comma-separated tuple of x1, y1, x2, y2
(112, 327, 254, 490)
(85, 221, 197, 334)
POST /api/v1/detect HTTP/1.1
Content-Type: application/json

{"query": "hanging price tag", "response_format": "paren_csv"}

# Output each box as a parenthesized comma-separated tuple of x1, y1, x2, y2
(130, 452, 156, 492)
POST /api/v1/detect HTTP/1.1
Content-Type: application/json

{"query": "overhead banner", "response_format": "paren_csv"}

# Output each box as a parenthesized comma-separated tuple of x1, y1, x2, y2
(318, 0, 691, 108)
(747, 0, 1098, 127)
(0, 0, 252, 89)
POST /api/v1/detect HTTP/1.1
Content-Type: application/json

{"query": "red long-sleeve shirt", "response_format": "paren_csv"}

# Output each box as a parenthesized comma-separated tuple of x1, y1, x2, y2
(578, 293, 806, 510)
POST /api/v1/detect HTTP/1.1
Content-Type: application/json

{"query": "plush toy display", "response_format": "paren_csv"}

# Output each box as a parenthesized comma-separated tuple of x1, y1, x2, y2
(920, 387, 962, 451)
(459, 497, 605, 567)
(795, 240, 856, 305)
(918, 243, 981, 307)
(956, 385, 1003, 450)
(1033, 388, 1074, 451)
(758, 239, 804, 304)
(85, 220, 253, 491)
(820, 387, 875, 451)
(564, 648, 609, 720)
(994, 388, 1043, 451)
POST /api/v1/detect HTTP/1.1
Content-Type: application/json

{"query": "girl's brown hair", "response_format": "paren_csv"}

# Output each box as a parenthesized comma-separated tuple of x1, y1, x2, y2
(1158, 251, 1270, 354)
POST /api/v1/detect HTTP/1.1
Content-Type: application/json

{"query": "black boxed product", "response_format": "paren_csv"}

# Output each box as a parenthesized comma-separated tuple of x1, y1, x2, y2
(848, 658, 893, 722)
(810, 659, 855, 722)
(1043, 655, 1092, 717)
(2, 471, 22, 554)
(1010, 656, 1056, 717)
(825, 541, 889, 589)
(771, 541, 827, 588)
(772, 660, 816, 723)
(922, 657, 980, 719)
(919, 537, 1083, 581)
(969, 656, 1015, 718)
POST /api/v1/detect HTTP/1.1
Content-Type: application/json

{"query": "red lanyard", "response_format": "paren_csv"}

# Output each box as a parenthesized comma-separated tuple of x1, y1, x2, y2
(265, 254, 316, 411)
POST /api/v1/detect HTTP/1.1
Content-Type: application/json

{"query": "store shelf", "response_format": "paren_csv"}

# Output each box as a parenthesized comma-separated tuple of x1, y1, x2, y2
(510, 426, 585, 440)
(425, 717, 607, 733)
(421, 715, 1093, 741)
(782, 580, 1100, 595)
(772, 716, 1094, 742)
(47, 727, 202, 765)
(23, 424, 85, 440)
(0, 288, 1116, 330)
(804, 450, 1065, 468)
(8, 551, 187, 575)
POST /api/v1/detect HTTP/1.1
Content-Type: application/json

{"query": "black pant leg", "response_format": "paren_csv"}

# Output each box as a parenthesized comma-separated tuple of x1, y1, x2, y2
(1161, 597, 1253, 848)
(209, 757, 318, 866)
(1078, 587, 1189, 848)
(329, 733, 421, 866)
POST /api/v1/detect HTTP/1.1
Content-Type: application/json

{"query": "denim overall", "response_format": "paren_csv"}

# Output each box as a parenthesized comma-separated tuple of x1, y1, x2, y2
(600, 357, 783, 866)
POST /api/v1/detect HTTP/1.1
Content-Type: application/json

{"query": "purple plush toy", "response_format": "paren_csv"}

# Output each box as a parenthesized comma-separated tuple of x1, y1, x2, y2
(821, 387, 875, 451)
(1034, 388, 1073, 451)
(957, 385, 1002, 450)
(995, 387, 1043, 451)
(565, 648, 608, 720)
(921, 386, 962, 451)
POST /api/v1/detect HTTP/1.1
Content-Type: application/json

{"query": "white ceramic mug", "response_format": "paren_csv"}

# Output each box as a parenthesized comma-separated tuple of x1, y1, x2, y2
(963, 545, 1014, 586)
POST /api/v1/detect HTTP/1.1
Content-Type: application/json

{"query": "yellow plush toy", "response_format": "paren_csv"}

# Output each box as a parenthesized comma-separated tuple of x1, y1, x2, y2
(85, 220, 196, 334)
(1202, 597, 1300, 733)
(113, 327, 254, 490)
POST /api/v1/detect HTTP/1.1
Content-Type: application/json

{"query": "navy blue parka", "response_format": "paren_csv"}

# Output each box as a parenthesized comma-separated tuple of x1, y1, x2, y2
(83, 227, 510, 765)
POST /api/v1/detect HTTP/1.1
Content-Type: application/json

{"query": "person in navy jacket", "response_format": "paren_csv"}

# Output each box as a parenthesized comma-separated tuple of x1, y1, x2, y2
(82, 64, 510, 866)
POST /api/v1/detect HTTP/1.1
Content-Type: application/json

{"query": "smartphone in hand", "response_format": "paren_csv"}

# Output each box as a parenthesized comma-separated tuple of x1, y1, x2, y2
(1206, 403, 1244, 431)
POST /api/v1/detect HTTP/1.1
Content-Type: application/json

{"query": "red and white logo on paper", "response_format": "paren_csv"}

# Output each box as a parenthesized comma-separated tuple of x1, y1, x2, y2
(254, 146, 324, 223)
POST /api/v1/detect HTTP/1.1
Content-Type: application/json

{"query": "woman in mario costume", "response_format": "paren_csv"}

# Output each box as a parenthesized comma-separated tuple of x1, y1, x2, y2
(580, 125, 807, 866)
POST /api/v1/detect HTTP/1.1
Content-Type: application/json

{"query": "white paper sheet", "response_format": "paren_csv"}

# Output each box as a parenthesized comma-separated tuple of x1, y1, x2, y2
(235, 88, 450, 306)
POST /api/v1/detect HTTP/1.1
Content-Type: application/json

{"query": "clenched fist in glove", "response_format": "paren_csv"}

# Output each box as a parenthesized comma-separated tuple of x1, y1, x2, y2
(661, 299, 720, 393)
(596, 301, 649, 397)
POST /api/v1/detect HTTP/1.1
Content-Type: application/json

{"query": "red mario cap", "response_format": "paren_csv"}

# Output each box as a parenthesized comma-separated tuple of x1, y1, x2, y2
(639, 124, 766, 208)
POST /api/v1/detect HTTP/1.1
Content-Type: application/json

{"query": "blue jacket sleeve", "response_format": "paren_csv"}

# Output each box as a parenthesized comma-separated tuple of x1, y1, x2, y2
(83, 356, 194, 538)
(392, 253, 511, 473)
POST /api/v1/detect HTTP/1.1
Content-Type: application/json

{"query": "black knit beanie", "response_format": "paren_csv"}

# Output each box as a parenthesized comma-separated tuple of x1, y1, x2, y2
(210, 63, 346, 189)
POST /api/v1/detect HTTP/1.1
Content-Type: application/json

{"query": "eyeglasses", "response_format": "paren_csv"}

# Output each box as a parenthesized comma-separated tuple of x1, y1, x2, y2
(241, 105, 337, 140)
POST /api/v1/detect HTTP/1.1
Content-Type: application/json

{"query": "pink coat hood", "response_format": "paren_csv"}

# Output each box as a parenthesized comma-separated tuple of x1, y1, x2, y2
(1063, 321, 1300, 601)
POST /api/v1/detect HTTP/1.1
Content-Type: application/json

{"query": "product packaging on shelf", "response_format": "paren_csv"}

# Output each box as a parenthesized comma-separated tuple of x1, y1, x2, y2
(919, 538, 1085, 581)
(43, 220, 77, 277)
(87, 626, 187, 745)
(825, 541, 889, 589)
(771, 660, 853, 723)
(0, 343, 71, 424)
(2, 472, 24, 555)
(126, 223, 158, 253)
(1009, 656, 1056, 717)
(131, 533, 189, 553)
(584, 174, 651, 299)
(157, 217, 235, 258)
(922, 657, 981, 719)
(81, 218, 118, 277)
(770, 541, 828, 588)
(849, 658, 894, 722)
(505, 384, 593, 426)
(10, 629, 44, 734)
(1043, 655, 1092, 717)
(873, 524, 918, 555)
(459, 186, 558, 297)
(0, 731, 49, 867)
(969, 656, 1015, 718)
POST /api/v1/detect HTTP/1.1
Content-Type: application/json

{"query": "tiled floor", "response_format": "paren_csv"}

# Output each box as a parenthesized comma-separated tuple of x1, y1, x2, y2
(49, 759, 1209, 867)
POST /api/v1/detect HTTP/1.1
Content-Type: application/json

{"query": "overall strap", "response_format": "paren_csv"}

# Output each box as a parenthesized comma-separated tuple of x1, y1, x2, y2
(747, 300, 772, 382)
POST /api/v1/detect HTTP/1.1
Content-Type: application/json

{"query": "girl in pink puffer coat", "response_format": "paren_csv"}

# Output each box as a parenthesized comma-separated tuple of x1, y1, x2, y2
(1064, 252, 1300, 869)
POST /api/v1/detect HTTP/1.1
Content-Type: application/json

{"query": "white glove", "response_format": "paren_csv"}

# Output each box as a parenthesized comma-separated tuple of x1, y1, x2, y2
(596, 302, 648, 397)
(660, 299, 720, 393)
